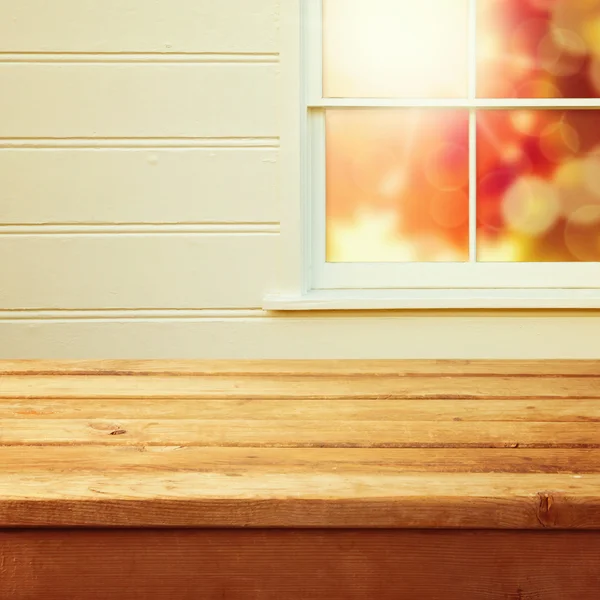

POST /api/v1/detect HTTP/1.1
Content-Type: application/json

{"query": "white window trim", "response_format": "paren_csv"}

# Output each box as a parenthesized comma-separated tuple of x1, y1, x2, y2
(264, 0, 600, 310)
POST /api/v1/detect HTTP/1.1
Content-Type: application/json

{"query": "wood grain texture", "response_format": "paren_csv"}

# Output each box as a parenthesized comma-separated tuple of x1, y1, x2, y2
(1, 472, 600, 528)
(1, 360, 600, 528)
(0, 418, 598, 447)
(2, 359, 599, 376)
(2, 397, 600, 421)
(1, 529, 600, 600)
(1, 446, 598, 474)
(2, 374, 600, 398)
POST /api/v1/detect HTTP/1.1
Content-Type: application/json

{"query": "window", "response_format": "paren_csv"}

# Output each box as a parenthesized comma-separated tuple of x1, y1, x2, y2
(266, 0, 600, 309)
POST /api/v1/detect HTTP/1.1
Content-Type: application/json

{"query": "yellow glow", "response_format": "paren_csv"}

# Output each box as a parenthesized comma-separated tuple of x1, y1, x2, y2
(510, 112, 538, 134)
(553, 159, 597, 219)
(501, 144, 524, 164)
(323, 1, 600, 263)
(323, 0, 468, 98)
(565, 214, 600, 260)
(328, 210, 416, 262)
(327, 208, 465, 263)
(478, 235, 526, 262)
(502, 177, 561, 236)
(553, 0, 600, 57)
(539, 120, 580, 162)
(554, 158, 585, 189)
(325, 109, 469, 263)
(517, 78, 562, 98)
(582, 18, 600, 55)
(569, 205, 600, 225)
(584, 155, 600, 197)
(590, 57, 600, 94)
(539, 29, 586, 77)
(550, 26, 587, 56)
(479, 35, 502, 62)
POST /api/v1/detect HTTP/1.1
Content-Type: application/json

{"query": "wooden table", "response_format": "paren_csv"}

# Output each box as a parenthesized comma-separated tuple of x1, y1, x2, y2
(1, 360, 599, 599)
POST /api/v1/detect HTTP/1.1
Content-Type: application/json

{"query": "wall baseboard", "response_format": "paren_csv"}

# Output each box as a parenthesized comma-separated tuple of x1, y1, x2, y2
(2, 315, 599, 359)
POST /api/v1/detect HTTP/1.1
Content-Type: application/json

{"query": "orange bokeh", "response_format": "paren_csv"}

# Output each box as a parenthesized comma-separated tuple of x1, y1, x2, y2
(324, 0, 600, 263)
(478, 110, 600, 261)
(326, 110, 469, 262)
(478, 0, 600, 98)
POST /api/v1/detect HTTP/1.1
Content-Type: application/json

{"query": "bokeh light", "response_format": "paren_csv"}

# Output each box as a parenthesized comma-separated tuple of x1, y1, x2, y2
(477, 110, 600, 261)
(323, 0, 468, 98)
(478, 0, 600, 98)
(323, 0, 600, 263)
(326, 110, 469, 262)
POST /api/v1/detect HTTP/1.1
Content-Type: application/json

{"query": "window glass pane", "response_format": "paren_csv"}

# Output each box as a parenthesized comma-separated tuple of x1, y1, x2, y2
(326, 109, 470, 262)
(478, 0, 600, 98)
(323, 0, 469, 99)
(477, 110, 600, 261)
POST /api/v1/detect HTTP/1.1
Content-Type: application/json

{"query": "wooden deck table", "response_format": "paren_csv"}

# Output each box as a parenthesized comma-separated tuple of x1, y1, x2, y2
(0, 360, 599, 599)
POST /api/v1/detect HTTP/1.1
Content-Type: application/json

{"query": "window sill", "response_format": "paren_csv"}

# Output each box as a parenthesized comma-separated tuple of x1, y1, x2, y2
(263, 289, 600, 311)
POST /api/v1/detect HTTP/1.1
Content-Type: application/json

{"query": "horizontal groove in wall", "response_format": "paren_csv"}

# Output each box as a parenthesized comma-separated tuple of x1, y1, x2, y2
(0, 138, 280, 149)
(0, 224, 280, 235)
(0, 309, 266, 322)
(0, 52, 279, 64)
(3, 309, 587, 323)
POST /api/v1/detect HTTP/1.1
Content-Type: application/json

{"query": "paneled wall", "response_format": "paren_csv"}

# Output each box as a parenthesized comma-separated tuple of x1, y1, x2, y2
(1, 0, 599, 358)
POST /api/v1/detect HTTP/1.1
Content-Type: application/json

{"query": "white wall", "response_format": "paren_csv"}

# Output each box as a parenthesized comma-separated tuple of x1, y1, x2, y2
(1, 0, 600, 358)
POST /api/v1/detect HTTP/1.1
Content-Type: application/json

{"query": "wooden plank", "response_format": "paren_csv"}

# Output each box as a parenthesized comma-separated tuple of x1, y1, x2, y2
(1, 446, 599, 475)
(0, 0, 278, 53)
(0, 363, 597, 532)
(1, 472, 599, 527)
(0, 64, 277, 138)
(0, 148, 279, 224)
(3, 398, 600, 421)
(2, 359, 599, 376)
(2, 530, 600, 600)
(0, 418, 598, 447)
(1, 374, 600, 398)
(0, 235, 275, 310)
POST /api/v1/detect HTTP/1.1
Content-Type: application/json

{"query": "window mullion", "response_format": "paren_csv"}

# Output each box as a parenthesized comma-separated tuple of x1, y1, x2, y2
(469, 112, 477, 263)
(468, 0, 477, 262)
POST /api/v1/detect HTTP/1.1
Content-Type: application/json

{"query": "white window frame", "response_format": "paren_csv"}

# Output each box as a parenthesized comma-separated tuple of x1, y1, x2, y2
(264, 0, 600, 310)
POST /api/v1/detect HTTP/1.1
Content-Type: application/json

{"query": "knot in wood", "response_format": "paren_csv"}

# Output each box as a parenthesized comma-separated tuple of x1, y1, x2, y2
(536, 491, 559, 528)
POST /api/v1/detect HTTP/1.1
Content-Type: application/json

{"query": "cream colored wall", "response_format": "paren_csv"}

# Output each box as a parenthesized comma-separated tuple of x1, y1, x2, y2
(1, 0, 600, 358)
